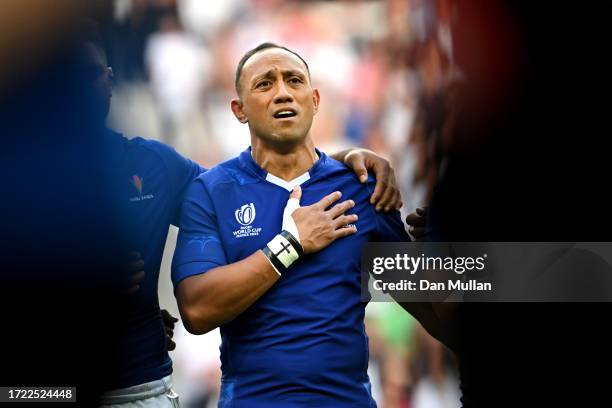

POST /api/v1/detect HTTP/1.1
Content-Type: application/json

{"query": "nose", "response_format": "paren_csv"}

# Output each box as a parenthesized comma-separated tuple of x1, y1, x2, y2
(273, 81, 294, 104)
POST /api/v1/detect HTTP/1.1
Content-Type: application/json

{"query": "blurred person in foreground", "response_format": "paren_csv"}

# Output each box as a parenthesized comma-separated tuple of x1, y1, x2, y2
(0, 3, 131, 405)
(398, 1, 612, 407)
(74, 23, 404, 408)
(171, 43, 412, 407)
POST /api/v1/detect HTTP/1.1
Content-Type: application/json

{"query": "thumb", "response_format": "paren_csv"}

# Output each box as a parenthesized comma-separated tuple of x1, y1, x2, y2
(283, 186, 302, 243)
(289, 185, 302, 201)
(285, 186, 302, 216)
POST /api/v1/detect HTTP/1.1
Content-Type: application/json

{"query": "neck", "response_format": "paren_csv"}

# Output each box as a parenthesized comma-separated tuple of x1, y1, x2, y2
(251, 136, 318, 181)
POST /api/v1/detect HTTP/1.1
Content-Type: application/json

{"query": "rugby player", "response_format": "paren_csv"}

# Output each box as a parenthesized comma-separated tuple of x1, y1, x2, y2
(76, 25, 404, 407)
(171, 43, 411, 407)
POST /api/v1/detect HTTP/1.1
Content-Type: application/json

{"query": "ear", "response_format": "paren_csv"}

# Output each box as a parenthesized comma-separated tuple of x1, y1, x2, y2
(312, 88, 321, 115)
(231, 99, 248, 123)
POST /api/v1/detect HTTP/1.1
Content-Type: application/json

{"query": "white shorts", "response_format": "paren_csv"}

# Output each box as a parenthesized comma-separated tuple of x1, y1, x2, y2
(99, 375, 179, 408)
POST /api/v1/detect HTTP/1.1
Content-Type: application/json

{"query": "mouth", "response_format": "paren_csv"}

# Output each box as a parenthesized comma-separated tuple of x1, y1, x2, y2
(273, 108, 298, 119)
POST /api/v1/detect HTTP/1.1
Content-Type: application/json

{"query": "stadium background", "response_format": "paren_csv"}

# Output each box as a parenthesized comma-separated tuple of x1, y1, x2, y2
(102, 0, 458, 406)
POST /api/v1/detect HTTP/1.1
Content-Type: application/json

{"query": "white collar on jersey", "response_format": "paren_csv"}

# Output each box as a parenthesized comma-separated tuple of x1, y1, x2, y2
(265, 171, 311, 191)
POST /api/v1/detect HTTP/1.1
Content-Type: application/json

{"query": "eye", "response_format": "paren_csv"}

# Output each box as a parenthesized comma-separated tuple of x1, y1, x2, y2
(256, 80, 271, 89)
(289, 77, 303, 84)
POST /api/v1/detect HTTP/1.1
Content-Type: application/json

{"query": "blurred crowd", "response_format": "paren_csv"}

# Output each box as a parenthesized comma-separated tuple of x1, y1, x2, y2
(103, 0, 461, 212)
(102, 0, 459, 407)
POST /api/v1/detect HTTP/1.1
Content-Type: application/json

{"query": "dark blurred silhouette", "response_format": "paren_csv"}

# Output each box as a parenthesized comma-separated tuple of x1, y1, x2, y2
(1, 6, 133, 405)
(419, 1, 612, 407)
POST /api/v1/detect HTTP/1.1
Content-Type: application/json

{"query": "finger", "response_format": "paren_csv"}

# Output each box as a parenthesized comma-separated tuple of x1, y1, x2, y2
(405, 212, 426, 227)
(166, 336, 176, 351)
(165, 328, 174, 338)
(392, 191, 403, 211)
(370, 179, 388, 206)
(128, 259, 144, 273)
(409, 226, 426, 239)
(376, 182, 397, 212)
(357, 168, 368, 183)
(369, 161, 391, 205)
(333, 213, 358, 229)
(416, 206, 427, 216)
(128, 270, 145, 285)
(333, 225, 357, 238)
(163, 316, 176, 329)
(161, 309, 179, 323)
(348, 155, 369, 183)
(371, 159, 391, 188)
(284, 192, 301, 218)
(382, 189, 402, 212)
(289, 185, 302, 201)
(161, 310, 173, 328)
(315, 191, 342, 210)
(327, 199, 355, 219)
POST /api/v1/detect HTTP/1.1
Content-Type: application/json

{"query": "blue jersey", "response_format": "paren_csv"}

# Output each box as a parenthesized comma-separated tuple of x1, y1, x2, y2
(106, 131, 204, 389)
(172, 148, 409, 407)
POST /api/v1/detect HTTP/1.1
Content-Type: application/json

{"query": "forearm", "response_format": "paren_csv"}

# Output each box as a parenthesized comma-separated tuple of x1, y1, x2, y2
(397, 301, 456, 351)
(177, 250, 279, 334)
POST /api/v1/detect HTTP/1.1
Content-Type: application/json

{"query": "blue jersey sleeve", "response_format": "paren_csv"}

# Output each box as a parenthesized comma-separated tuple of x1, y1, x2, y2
(171, 178, 227, 288)
(373, 210, 412, 242)
(149, 140, 206, 226)
(366, 179, 411, 242)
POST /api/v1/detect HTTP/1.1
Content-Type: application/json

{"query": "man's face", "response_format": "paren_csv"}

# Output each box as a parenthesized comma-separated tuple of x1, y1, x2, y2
(232, 48, 319, 145)
(77, 41, 112, 125)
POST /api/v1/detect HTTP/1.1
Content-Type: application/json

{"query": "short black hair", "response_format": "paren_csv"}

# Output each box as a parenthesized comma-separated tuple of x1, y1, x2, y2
(234, 42, 311, 95)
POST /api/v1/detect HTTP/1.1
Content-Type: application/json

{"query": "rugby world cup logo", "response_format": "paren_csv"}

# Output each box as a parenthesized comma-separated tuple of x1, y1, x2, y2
(235, 203, 256, 226)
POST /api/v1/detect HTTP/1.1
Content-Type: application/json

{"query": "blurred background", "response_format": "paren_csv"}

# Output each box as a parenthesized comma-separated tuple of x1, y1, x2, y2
(104, 0, 448, 212)
(97, 0, 461, 406)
